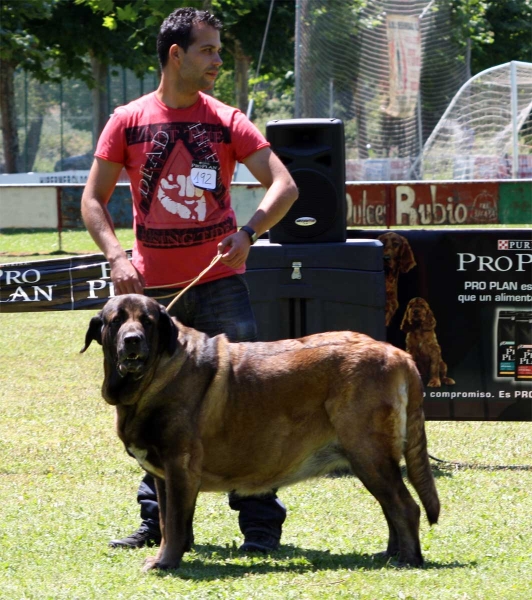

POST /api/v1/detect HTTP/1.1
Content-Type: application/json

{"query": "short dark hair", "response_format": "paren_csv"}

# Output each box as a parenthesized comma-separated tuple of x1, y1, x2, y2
(157, 7, 222, 68)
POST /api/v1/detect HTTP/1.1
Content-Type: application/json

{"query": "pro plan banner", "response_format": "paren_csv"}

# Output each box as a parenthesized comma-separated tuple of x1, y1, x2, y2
(0, 252, 124, 312)
(357, 229, 532, 421)
(1, 230, 531, 421)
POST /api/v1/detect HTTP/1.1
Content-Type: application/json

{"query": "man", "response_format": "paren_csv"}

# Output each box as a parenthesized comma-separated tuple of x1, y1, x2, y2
(81, 7, 298, 554)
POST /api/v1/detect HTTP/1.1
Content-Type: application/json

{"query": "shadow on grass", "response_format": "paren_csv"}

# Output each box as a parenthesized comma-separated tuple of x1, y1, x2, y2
(150, 543, 473, 580)
(0, 250, 87, 257)
(327, 466, 455, 481)
(328, 462, 532, 484)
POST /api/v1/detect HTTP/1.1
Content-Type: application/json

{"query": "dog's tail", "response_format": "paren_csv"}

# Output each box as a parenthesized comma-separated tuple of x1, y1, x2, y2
(404, 363, 440, 525)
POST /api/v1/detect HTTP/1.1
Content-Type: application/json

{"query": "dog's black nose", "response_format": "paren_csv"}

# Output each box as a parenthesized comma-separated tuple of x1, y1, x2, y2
(124, 332, 143, 347)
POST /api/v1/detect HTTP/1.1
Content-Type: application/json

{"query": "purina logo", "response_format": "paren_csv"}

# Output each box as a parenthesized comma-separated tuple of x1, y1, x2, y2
(498, 240, 532, 251)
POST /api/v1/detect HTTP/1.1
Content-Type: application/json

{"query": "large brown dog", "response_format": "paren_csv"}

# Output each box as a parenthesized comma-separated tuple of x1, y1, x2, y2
(81, 294, 440, 572)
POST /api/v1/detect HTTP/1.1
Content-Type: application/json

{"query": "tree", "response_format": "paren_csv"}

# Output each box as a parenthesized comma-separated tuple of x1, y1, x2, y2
(211, 0, 295, 113)
(1, 0, 295, 171)
(451, 0, 532, 74)
(99, 0, 296, 113)
(0, 0, 180, 172)
(31, 0, 175, 145)
(0, 0, 57, 172)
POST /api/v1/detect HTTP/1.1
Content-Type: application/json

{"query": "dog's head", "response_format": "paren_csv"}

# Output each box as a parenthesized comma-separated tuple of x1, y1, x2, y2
(400, 297, 436, 332)
(378, 232, 416, 276)
(81, 294, 178, 403)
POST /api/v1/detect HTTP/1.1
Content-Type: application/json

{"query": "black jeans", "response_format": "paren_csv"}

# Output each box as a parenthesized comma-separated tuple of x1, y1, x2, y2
(141, 275, 286, 539)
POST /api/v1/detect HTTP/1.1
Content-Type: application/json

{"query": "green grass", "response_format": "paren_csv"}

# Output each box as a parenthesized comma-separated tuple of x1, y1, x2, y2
(1, 233, 532, 599)
(0, 228, 135, 260)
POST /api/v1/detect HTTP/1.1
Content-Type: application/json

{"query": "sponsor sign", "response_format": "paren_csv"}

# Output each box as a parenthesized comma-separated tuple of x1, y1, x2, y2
(346, 182, 499, 226)
(359, 229, 532, 421)
(0, 253, 123, 312)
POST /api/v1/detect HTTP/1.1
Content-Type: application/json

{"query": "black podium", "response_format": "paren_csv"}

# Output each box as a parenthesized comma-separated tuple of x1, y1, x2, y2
(245, 239, 386, 342)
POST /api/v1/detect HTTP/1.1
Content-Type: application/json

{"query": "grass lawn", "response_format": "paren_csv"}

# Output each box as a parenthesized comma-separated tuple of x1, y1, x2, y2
(1, 230, 531, 599)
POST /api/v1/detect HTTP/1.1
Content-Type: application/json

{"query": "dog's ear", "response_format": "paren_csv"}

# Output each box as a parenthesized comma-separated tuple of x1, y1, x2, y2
(399, 239, 417, 273)
(158, 304, 178, 356)
(423, 304, 437, 330)
(80, 313, 103, 352)
(400, 303, 413, 332)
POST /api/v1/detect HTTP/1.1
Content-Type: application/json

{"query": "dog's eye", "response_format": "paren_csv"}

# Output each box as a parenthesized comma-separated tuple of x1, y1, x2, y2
(141, 316, 152, 327)
(110, 316, 122, 327)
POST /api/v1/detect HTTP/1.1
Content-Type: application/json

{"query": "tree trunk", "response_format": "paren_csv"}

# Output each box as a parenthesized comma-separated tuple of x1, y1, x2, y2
(90, 54, 109, 144)
(0, 60, 20, 173)
(23, 115, 44, 172)
(233, 39, 250, 114)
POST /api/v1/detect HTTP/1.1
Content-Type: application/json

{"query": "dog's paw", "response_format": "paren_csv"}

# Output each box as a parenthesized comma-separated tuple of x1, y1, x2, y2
(442, 377, 455, 385)
(142, 556, 161, 572)
(375, 550, 424, 568)
(427, 378, 441, 387)
(142, 555, 181, 572)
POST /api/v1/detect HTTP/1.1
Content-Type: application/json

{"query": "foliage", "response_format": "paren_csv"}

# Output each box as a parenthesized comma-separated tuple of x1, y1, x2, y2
(80, 0, 296, 85)
(475, 0, 532, 71)
(451, 0, 532, 74)
(0, 0, 57, 74)
(213, 0, 295, 77)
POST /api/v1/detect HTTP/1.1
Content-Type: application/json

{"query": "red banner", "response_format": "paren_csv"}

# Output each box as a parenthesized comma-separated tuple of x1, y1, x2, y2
(347, 182, 499, 226)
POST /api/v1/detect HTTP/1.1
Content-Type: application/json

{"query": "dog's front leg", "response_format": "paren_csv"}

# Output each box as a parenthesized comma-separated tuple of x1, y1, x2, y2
(427, 355, 442, 387)
(143, 457, 200, 572)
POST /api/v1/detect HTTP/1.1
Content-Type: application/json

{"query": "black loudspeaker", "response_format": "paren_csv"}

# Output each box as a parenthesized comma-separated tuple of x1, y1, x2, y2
(267, 118, 346, 244)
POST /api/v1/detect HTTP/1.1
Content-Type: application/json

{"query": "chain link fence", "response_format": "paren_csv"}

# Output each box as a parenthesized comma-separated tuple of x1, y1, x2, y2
(1, 68, 158, 174)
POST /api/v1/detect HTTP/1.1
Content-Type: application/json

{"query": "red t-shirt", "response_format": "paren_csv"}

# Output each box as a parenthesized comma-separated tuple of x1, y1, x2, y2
(95, 91, 269, 287)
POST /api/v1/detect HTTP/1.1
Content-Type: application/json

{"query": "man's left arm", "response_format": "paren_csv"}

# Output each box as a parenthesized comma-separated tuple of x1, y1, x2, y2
(218, 147, 298, 268)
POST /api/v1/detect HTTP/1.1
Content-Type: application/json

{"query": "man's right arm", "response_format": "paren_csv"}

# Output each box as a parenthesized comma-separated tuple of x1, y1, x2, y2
(81, 157, 145, 294)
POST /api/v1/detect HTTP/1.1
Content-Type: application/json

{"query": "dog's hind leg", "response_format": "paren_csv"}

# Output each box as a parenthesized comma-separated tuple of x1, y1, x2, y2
(331, 398, 424, 568)
(347, 449, 423, 566)
(439, 360, 455, 386)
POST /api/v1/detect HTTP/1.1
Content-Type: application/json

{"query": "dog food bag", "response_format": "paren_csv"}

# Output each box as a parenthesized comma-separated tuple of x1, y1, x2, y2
(515, 311, 532, 382)
(497, 311, 515, 377)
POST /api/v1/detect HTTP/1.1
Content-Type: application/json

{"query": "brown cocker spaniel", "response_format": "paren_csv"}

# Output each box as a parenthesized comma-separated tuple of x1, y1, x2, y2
(378, 232, 417, 326)
(400, 297, 455, 388)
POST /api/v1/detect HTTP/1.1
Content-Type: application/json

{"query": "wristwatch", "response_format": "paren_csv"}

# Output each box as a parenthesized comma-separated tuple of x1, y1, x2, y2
(240, 225, 258, 245)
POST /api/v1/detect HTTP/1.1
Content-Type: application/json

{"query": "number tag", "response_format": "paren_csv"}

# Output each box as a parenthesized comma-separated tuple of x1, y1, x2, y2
(191, 161, 217, 191)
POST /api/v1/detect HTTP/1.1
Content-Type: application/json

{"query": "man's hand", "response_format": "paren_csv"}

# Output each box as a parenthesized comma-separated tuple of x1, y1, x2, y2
(217, 230, 251, 269)
(109, 255, 145, 295)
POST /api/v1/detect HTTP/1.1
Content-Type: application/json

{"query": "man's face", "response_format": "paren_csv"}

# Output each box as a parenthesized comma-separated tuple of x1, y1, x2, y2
(176, 23, 223, 93)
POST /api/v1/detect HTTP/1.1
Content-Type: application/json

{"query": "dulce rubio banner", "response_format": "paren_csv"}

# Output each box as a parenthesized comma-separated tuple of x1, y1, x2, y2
(346, 181, 500, 226)
(1, 229, 531, 421)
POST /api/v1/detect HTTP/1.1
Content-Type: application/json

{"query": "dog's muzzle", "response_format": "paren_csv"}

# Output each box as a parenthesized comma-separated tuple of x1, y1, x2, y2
(117, 331, 149, 377)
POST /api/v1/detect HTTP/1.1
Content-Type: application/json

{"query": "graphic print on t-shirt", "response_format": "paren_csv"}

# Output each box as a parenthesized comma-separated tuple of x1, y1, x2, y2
(149, 142, 207, 225)
(126, 121, 232, 248)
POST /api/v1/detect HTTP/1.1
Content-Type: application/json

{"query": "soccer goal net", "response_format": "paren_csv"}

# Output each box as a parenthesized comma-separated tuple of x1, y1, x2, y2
(420, 61, 532, 180)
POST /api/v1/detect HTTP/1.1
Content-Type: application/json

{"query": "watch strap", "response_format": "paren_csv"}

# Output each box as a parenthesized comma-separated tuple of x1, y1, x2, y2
(240, 225, 257, 245)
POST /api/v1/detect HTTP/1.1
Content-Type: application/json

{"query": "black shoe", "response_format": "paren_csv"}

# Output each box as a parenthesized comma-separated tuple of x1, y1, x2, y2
(239, 531, 280, 554)
(109, 524, 161, 549)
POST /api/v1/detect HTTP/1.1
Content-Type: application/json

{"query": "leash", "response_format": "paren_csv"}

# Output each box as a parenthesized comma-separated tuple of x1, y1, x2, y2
(145, 253, 223, 312)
